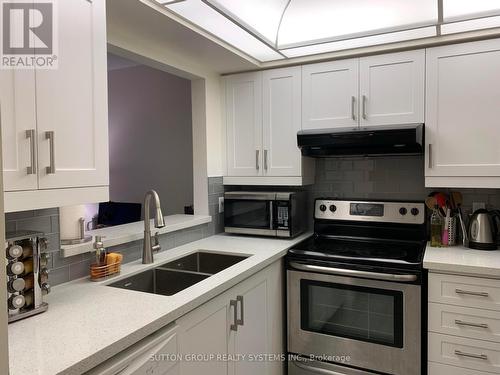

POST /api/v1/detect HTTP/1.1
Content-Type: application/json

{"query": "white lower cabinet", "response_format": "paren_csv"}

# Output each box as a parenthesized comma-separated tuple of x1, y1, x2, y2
(428, 272, 500, 375)
(177, 260, 284, 375)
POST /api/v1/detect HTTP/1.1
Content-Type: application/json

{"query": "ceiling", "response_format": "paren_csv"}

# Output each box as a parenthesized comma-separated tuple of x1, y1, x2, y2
(107, 0, 259, 75)
(149, 0, 500, 62)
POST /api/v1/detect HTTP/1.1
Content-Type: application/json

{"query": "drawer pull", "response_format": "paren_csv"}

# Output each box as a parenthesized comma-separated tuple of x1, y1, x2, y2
(455, 320, 489, 329)
(455, 289, 489, 297)
(454, 350, 488, 361)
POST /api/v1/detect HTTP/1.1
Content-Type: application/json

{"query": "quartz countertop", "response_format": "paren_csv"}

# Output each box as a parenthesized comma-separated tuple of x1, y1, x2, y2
(8, 232, 311, 375)
(423, 243, 500, 278)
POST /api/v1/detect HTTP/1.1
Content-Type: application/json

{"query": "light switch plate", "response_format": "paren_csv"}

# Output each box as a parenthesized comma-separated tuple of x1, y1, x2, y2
(218, 197, 224, 213)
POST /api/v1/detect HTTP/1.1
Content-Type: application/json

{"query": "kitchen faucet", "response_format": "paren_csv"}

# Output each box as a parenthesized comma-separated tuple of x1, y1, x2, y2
(142, 190, 166, 264)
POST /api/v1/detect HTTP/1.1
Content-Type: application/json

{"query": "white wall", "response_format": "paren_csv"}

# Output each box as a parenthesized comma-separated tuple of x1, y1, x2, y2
(108, 64, 194, 215)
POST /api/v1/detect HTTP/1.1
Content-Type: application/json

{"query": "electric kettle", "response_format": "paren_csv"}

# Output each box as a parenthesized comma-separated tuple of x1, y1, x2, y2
(468, 209, 500, 250)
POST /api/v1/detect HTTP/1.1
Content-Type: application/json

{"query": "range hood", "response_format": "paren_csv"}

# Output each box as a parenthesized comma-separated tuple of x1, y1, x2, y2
(297, 124, 424, 158)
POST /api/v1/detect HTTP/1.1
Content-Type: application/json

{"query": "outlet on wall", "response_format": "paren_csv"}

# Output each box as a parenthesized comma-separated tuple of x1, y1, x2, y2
(218, 197, 224, 213)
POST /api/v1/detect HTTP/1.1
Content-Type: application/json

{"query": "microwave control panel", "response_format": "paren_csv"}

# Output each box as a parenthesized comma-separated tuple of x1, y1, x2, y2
(276, 202, 290, 229)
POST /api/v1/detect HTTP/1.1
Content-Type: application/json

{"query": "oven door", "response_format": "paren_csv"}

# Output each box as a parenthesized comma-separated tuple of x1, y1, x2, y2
(288, 264, 421, 375)
(224, 193, 276, 236)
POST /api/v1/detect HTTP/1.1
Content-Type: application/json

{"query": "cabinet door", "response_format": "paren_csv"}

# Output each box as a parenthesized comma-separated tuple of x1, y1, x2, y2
(359, 50, 424, 127)
(226, 72, 262, 176)
(36, 0, 109, 189)
(262, 67, 301, 177)
(302, 59, 358, 130)
(230, 260, 284, 375)
(426, 40, 500, 177)
(0, 69, 37, 191)
(177, 297, 230, 375)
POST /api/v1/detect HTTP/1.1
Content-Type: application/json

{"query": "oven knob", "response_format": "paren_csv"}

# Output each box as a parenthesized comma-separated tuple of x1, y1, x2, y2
(329, 205, 337, 212)
(319, 204, 327, 212)
(411, 208, 420, 216)
(399, 207, 407, 216)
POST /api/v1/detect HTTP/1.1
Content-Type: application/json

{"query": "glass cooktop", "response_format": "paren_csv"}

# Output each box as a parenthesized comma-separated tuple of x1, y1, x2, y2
(288, 235, 426, 268)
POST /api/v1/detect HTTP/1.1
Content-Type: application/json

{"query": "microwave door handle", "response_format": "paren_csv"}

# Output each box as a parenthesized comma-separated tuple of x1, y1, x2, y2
(269, 201, 274, 230)
(290, 262, 418, 282)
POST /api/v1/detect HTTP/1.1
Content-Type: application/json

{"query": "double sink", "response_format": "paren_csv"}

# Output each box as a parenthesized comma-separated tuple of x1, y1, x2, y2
(109, 251, 248, 296)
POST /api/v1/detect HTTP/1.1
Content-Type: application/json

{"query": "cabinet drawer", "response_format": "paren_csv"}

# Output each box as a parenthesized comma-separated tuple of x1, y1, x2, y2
(429, 303, 500, 343)
(429, 273, 500, 311)
(429, 362, 493, 375)
(429, 332, 500, 373)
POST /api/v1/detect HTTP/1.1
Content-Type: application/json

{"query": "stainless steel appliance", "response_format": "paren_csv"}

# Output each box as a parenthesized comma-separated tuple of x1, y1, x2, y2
(224, 191, 307, 238)
(287, 199, 427, 375)
(468, 209, 500, 250)
(5, 231, 50, 323)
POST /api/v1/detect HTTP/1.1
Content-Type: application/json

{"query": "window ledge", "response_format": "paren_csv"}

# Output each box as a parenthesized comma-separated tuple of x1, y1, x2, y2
(60, 214, 212, 258)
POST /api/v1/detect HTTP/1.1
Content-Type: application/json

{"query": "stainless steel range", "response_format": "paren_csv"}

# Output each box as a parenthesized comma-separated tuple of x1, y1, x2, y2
(287, 199, 427, 375)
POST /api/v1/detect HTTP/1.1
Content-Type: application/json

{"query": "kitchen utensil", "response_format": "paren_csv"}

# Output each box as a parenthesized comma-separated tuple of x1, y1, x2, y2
(425, 196, 437, 210)
(468, 209, 500, 250)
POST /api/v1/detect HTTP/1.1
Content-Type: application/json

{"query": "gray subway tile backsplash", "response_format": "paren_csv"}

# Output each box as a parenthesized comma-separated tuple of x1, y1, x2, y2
(4, 177, 226, 286)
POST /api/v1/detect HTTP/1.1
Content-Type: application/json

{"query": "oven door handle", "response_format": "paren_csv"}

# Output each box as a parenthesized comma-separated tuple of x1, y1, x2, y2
(289, 262, 418, 282)
(292, 360, 346, 375)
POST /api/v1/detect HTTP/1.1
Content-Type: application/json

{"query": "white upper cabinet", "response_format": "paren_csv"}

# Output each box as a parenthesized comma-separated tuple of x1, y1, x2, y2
(1, 0, 109, 212)
(302, 59, 359, 130)
(36, 0, 109, 189)
(262, 67, 302, 176)
(224, 68, 314, 185)
(359, 50, 425, 127)
(225, 72, 263, 177)
(0, 69, 37, 191)
(425, 39, 500, 188)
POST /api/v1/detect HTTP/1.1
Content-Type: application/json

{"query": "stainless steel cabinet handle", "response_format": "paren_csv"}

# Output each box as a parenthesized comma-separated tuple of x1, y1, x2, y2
(290, 262, 417, 282)
(230, 299, 238, 331)
(236, 295, 244, 326)
(428, 143, 433, 169)
(292, 360, 346, 375)
(362, 95, 367, 120)
(264, 149, 268, 170)
(454, 350, 488, 361)
(26, 129, 36, 174)
(45, 131, 55, 174)
(455, 320, 489, 329)
(351, 96, 356, 121)
(455, 289, 489, 297)
(269, 201, 274, 230)
(255, 150, 260, 170)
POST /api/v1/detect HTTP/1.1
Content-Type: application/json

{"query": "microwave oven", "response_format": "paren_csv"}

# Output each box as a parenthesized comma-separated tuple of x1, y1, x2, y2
(224, 191, 307, 238)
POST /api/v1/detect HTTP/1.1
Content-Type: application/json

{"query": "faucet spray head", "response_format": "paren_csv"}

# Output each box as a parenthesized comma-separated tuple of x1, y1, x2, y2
(155, 207, 165, 228)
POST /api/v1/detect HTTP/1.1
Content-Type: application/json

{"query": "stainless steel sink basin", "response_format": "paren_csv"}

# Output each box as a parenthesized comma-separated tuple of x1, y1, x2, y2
(108, 251, 248, 296)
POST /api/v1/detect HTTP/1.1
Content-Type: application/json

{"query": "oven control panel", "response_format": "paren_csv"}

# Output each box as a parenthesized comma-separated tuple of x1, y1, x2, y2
(315, 200, 425, 224)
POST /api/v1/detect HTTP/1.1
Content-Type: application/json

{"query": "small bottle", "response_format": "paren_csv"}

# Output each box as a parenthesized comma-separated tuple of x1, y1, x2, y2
(431, 205, 444, 247)
(6, 245, 23, 259)
(22, 258, 33, 274)
(23, 274, 35, 290)
(8, 294, 25, 310)
(7, 278, 26, 293)
(7, 261, 24, 276)
(24, 291, 34, 308)
(21, 243, 33, 258)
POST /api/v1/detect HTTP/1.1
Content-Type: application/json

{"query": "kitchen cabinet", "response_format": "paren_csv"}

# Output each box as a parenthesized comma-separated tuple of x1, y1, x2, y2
(225, 72, 262, 178)
(359, 50, 424, 127)
(428, 272, 500, 375)
(425, 39, 500, 188)
(302, 59, 359, 130)
(224, 68, 314, 186)
(301, 50, 425, 130)
(1, 0, 109, 212)
(177, 260, 284, 375)
(0, 69, 37, 191)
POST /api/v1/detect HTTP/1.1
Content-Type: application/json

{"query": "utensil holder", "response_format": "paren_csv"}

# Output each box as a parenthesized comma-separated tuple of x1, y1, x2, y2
(90, 258, 121, 281)
(448, 215, 457, 246)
